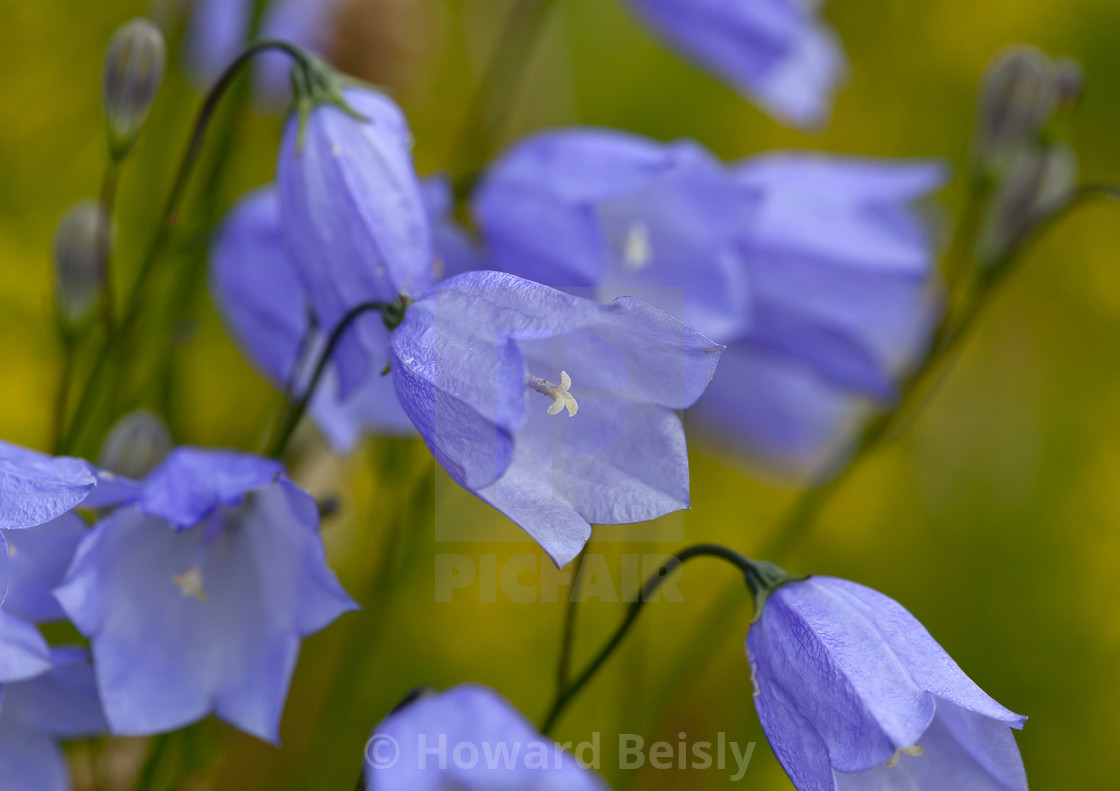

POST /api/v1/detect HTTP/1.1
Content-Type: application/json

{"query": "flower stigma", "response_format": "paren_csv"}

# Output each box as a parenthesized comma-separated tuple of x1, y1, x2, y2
(624, 222, 652, 270)
(173, 565, 207, 602)
(526, 370, 579, 417)
(885, 745, 925, 767)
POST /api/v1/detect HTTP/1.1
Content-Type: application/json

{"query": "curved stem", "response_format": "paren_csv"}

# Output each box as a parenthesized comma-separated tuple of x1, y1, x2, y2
(267, 300, 397, 457)
(539, 544, 770, 736)
(58, 40, 312, 455)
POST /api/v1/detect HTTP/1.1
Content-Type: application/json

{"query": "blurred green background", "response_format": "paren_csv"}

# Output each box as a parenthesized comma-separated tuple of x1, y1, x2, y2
(2, 0, 1120, 789)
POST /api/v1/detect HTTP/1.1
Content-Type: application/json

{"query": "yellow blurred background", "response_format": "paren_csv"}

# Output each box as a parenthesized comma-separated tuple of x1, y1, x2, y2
(2, 0, 1119, 788)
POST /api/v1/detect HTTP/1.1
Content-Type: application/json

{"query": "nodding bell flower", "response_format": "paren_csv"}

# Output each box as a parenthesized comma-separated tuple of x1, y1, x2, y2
(748, 574, 1027, 791)
(0, 439, 135, 531)
(103, 18, 166, 160)
(277, 86, 432, 398)
(474, 129, 944, 476)
(623, 0, 846, 127)
(52, 201, 113, 327)
(0, 649, 107, 791)
(389, 271, 722, 566)
(365, 685, 608, 791)
(0, 491, 108, 791)
(54, 447, 357, 742)
(210, 187, 414, 452)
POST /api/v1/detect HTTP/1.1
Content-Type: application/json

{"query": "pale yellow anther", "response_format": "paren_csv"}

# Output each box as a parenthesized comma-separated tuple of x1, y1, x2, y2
(624, 222, 652, 270)
(173, 566, 207, 602)
(6, 542, 16, 559)
(526, 371, 579, 417)
(886, 745, 924, 767)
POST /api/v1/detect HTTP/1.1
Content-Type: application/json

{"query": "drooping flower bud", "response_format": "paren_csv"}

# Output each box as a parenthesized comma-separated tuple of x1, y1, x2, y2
(103, 18, 166, 161)
(97, 410, 172, 480)
(977, 143, 1078, 269)
(975, 46, 1061, 174)
(52, 201, 113, 325)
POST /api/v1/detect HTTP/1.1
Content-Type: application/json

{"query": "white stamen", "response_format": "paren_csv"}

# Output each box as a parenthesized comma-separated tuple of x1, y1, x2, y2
(624, 222, 652, 270)
(173, 566, 207, 602)
(886, 745, 924, 767)
(526, 370, 579, 417)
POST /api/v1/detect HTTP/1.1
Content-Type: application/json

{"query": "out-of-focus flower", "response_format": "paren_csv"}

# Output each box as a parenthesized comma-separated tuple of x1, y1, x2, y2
(389, 271, 722, 566)
(365, 685, 607, 790)
(184, 0, 345, 105)
(211, 178, 475, 452)
(54, 447, 356, 742)
(0, 440, 135, 530)
(277, 87, 431, 397)
(0, 649, 107, 791)
(474, 130, 752, 341)
(0, 610, 51, 686)
(52, 201, 113, 326)
(103, 18, 166, 160)
(623, 0, 846, 127)
(2, 515, 87, 624)
(748, 575, 1027, 791)
(422, 177, 485, 281)
(474, 130, 944, 475)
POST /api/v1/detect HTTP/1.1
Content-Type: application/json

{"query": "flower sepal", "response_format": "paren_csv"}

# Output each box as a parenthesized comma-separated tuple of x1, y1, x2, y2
(743, 559, 808, 623)
(288, 51, 368, 149)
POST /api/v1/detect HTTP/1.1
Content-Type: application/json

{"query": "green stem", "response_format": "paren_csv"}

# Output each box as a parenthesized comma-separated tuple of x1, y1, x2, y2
(539, 545, 788, 736)
(97, 160, 121, 337)
(51, 333, 76, 453)
(266, 300, 399, 458)
(131, 733, 172, 791)
(555, 548, 589, 697)
(58, 40, 313, 455)
(448, 0, 557, 188)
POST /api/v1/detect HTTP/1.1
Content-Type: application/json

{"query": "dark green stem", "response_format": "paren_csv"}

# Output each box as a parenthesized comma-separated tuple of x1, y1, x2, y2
(555, 548, 589, 697)
(539, 545, 797, 736)
(58, 40, 313, 455)
(267, 300, 400, 458)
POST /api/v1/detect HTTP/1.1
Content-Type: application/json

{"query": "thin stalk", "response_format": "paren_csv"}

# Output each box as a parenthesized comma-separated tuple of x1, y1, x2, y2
(96, 160, 121, 336)
(51, 333, 76, 452)
(540, 544, 769, 736)
(59, 40, 312, 454)
(555, 548, 589, 696)
(448, 0, 557, 185)
(266, 300, 396, 458)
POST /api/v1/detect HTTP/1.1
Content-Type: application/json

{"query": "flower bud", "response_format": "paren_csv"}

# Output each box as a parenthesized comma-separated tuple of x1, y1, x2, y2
(97, 410, 172, 480)
(977, 142, 1077, 269)
(976, 46, 1060, 173)
(103, 18, 166, 161)
(52, 201, 113, 324)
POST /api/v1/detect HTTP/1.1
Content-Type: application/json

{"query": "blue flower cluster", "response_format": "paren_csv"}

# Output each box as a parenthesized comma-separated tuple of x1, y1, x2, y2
(4, 1, 1084, 789)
